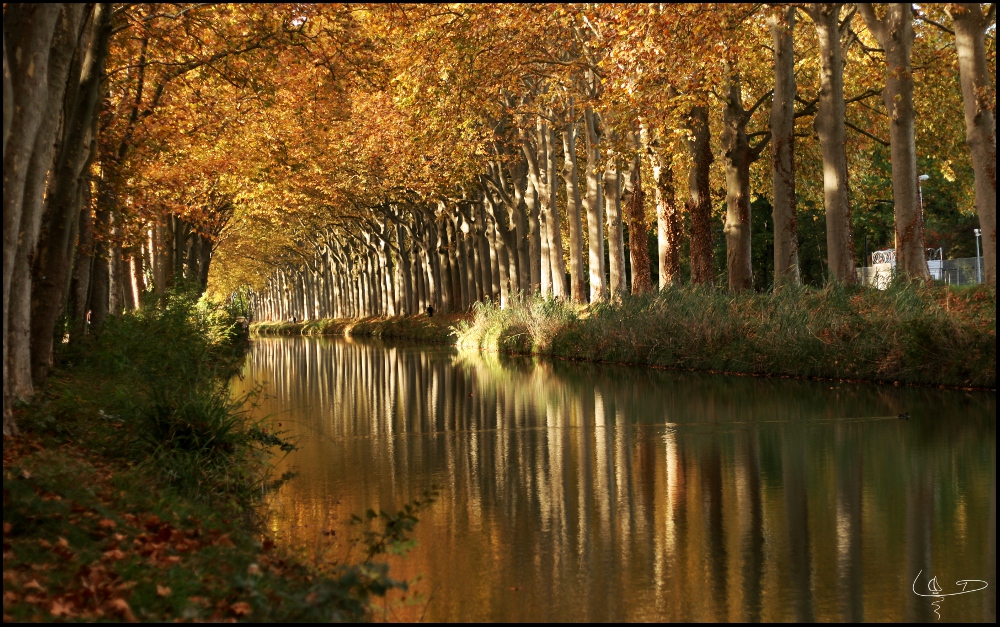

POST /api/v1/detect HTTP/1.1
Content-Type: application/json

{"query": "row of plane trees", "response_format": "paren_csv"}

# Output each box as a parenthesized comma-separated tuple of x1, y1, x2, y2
(248, 4, 997, 322)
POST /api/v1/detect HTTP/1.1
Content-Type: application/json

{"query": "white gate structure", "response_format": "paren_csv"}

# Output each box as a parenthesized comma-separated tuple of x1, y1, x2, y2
(858, 248, 944, 289)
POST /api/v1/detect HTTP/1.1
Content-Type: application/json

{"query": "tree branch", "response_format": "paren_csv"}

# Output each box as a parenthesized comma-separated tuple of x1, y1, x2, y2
(916, 13, 954, 35)
(745, 88, 774, 119)
(845, 120, 889, 146)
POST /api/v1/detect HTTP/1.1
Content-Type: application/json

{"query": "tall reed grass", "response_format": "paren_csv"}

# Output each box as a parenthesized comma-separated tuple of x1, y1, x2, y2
(455, 283, 996, 388)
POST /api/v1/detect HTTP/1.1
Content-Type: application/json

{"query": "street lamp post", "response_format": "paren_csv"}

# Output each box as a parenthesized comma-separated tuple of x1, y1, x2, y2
(974, 228, 982, 284)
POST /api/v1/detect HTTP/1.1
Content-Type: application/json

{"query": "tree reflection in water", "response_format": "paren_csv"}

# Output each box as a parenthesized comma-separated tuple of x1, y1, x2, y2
(235, 336, 996, 623)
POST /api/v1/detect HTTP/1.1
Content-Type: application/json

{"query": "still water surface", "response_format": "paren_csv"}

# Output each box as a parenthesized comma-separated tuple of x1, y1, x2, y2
(236, 336, 995, 622)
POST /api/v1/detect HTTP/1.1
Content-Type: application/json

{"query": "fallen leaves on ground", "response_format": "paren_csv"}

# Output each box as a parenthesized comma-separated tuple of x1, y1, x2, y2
(2, 433, 265, 623)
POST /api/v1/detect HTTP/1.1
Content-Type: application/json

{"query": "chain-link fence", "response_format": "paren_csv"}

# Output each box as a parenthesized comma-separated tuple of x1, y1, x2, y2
(857, 256, 983, 288)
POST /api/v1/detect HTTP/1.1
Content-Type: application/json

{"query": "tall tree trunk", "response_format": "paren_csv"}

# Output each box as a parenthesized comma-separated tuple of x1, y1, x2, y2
(3, 4, 61, 346)
(475, 203, 495, 300)
(805, 4, 858, 283)
(686, 104, 714, 285)
(640, 121, 682, 287)
(3, 5, 62, 431)
(624, 148, 652, 294)
(604, 159, 628, 299)
(30, 5, 110, 383)
(946, 3, 996, 286)
(446, 218, 464, 310)
(485, 210, 502, 300)
(770, 6, 801, 287)
(434, 221, 452, 313)
(484, 192, 512, 307)
(542, 119, 567, 299)
(89, 209, 111, 332)
(69, 205, 94, 343)
(721, 66, 754, 291)
(197, 235, 212, 292)
(6, 5, 84, 406)
(396, 224, 413, 314)
(859, 3, 928, 279)
(524, 176, 541, 294)
(109, 220, 124, 316)
(583, 106, 607, 301)
(121, 250, 135, 312)
(131, 252, 145, 308)
(539, 207, 552, 296)
(562, 115, 587, 303)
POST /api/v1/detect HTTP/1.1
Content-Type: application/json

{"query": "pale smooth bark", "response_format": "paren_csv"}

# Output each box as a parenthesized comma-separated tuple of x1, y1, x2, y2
(770, 6, 801, 286)
(475, 203, 495, 299)
(603, 159, 628, 300)
(396, 223, 413, 314)
(583, 106, 607, 301)
(805, 4, 858, 283)
(3, 5, 62, 430)
(524, 174, 542, 294)
(562, 115, 587, 303)
(542, 120, 566, 298)
(3, 5, 61, 338)
(30, 4, 113, 381)
(6, 5, 84, 403)
(946, 3, 996, 286)
(485, 210, 502, 299)
(859, 3, 928, 280)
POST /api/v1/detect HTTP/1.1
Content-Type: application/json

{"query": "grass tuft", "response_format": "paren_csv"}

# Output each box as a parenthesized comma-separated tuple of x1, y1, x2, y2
(455, 283, 995, 388)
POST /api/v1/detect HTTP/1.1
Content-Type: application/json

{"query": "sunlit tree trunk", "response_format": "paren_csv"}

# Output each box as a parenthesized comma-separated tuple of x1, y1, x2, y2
(806, 4, 858, 283)
(562, 113, 587, 303)
(542, 119, 566, 299)
(485, 209, 502, 300)
(859, 3, 928, 280)
(131, 251, 145, 308)
(686, 103, 714, 285)
(770, 6, 801, 287)
(947, 3, 996, 286)
(524, 175, 542, 294)
(721, 65, 754, 291)
(583, 106, 607, 301)
(640, 120, 681, 287)
(604, 159, 628, 300)
(623, 144, 652, 294)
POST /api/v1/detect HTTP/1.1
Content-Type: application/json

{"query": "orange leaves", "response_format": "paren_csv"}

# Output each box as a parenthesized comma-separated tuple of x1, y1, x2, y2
(230, 600, 253, 616)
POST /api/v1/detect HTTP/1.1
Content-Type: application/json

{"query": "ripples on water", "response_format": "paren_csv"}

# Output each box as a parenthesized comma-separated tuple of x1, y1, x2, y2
(234, 336, 996, 622)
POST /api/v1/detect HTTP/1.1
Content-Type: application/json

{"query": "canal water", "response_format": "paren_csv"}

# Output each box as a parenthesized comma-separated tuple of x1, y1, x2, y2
(235, 336, 995, 622)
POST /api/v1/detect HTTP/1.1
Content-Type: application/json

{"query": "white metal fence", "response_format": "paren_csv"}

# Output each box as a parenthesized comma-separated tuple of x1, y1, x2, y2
(856, 249, 983, 288)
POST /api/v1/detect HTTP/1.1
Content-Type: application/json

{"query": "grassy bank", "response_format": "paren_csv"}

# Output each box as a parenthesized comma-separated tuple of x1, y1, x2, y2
(3, 290, 418, 622)
(252, 313, 463, 344)
(456, 283, 996, 389)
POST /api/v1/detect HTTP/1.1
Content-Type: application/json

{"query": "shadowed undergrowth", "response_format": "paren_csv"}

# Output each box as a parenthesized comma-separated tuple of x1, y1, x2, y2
(4, 288, 426, 622)
(454, 283, 995, 388)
